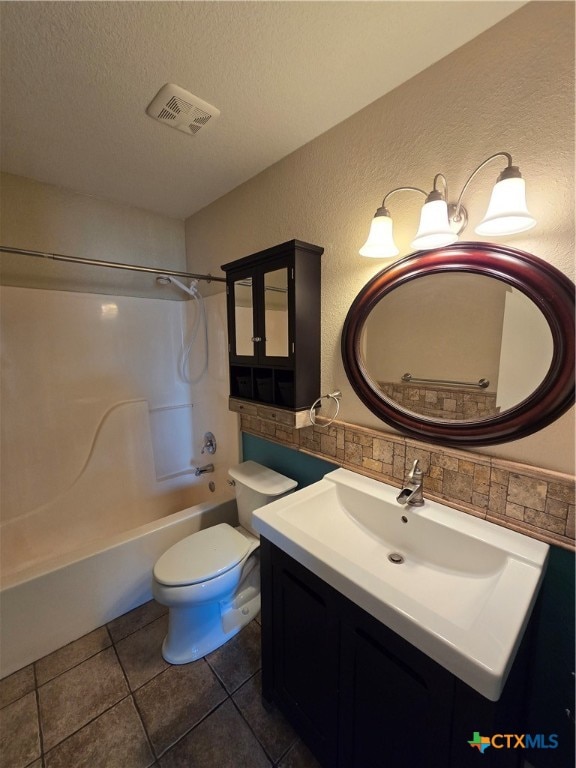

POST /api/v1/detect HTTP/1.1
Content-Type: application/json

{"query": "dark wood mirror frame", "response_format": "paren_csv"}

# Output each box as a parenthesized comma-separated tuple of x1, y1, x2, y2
(342, 242, 575, 446)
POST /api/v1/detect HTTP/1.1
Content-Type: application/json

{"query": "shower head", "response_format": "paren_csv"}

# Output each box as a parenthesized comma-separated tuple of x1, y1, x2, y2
(156, 275, 199, 297)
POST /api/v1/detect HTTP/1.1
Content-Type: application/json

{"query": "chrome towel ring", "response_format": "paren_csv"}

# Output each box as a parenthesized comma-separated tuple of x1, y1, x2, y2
(309, 390, 342, 427)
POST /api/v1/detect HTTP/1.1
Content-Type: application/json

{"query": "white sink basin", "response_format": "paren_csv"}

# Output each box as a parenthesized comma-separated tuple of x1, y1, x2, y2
(253, 468, 548, 700)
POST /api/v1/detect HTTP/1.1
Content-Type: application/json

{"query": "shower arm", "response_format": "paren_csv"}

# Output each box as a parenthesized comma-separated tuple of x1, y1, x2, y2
(0, 245, 226, 284)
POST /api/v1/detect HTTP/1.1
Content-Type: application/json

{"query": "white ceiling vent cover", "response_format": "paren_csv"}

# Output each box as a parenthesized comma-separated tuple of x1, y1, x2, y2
(146, 83, 220, 136)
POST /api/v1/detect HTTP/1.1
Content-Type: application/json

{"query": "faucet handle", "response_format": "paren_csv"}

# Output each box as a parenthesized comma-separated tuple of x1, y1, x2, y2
(408, 459, 422, 481)
(201, 432, 217, 455)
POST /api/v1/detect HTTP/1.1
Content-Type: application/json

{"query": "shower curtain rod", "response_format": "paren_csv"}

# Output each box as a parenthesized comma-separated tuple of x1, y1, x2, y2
(0, 245, 226, 284)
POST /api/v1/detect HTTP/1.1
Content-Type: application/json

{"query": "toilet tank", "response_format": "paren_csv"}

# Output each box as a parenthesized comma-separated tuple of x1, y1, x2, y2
(228, 461, 297, 536)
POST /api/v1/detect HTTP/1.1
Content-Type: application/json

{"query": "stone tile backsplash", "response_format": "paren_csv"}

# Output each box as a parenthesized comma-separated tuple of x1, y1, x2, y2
(240, 413, 575, 551)
(378, 381, 499, 420)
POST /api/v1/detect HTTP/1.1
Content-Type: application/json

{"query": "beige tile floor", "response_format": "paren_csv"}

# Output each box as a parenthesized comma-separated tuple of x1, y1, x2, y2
(0, 600, 321, 768)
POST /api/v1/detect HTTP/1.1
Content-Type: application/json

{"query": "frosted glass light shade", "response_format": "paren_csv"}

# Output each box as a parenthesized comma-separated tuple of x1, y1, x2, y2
(411, 199, 458, 250)
(359, 209, 399, 258)
(475, 176, 536, 236)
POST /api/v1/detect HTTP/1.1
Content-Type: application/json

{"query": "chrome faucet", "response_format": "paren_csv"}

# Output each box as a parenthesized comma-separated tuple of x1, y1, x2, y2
(396, 460, 424, 507)
(194, 463, 214, 476)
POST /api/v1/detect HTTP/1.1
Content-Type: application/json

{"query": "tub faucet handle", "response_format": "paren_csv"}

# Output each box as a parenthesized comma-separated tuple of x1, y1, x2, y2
(201, 432, 217, 455)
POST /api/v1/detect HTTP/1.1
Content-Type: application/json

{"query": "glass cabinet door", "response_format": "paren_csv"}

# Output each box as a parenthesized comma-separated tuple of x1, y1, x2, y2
(263, 267, 289, 358)
(233, 277, 255, 356)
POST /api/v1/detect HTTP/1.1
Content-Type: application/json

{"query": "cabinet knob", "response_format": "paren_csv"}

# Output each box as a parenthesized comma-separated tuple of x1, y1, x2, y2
(251, 336, 262, 342)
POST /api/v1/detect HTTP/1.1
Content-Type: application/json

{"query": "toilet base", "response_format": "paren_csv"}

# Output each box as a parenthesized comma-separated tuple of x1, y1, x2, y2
(161, 590, 260, 664)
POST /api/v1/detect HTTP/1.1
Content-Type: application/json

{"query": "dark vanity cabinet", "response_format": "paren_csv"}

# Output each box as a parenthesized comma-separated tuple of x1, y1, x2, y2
(261, 539, 530, 768)
(221, 240, 322, 418)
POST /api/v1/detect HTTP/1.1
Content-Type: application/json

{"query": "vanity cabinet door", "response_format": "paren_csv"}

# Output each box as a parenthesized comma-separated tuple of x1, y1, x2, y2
(269, 551, 340, 767)
(339, 617, 453, 768)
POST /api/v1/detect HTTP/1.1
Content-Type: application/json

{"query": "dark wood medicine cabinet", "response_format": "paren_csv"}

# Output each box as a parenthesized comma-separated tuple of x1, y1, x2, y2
(221, 240, 322, 427)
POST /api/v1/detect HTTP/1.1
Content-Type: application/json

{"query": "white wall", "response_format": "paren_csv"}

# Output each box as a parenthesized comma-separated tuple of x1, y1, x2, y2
(184, 2, 575, 474)
(496, 288, 554, 412)
(181, 290, 240, 482)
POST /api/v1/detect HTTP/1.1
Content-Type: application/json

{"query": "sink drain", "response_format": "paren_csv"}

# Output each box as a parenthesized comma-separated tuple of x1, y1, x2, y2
(388, 552, 405, 564)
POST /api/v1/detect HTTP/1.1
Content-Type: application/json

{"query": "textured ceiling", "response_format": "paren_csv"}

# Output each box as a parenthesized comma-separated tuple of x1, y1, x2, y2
(0, 1, 525, 220)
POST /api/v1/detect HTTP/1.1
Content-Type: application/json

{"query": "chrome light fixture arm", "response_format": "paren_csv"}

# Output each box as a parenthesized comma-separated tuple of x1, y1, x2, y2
(432, 173, 448, 199)
(452, 151, 513, 224)
(381, 186, 428, 210)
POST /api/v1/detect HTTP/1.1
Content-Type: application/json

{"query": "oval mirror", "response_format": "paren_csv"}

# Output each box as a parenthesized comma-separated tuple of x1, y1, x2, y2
(342, 243, 575, 446)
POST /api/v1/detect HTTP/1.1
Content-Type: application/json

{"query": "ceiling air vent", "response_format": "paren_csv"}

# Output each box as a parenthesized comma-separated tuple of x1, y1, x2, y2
(146, 83, 220, 136)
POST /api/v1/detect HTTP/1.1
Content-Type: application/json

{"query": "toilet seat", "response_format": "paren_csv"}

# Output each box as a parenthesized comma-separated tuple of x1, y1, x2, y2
(153, 523, 251, 587)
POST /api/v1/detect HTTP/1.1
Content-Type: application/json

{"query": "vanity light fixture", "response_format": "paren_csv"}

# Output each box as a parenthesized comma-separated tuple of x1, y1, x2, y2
(359, 152, 536, 258)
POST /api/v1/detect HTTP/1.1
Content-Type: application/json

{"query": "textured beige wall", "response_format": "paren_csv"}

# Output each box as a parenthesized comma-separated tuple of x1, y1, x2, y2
(0, 173, 186, 297)
(185, 2, 575, 473)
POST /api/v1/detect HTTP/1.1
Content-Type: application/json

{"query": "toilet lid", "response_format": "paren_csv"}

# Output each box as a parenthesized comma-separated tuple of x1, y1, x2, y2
(154, 524, 251, 587)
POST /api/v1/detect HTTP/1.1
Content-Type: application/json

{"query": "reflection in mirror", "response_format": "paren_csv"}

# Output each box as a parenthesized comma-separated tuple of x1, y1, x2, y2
(342, 243, 575, 446)
(234, 277, 254, 356)
(362, 273, 553, 421)
(264, 267, 289, 357)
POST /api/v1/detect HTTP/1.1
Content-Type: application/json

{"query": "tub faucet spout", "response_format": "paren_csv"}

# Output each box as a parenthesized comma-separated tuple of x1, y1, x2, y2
(194, 463, 214, 476)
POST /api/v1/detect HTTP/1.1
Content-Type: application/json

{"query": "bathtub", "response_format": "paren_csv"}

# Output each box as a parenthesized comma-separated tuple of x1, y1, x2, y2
(0, 490, 237, 679)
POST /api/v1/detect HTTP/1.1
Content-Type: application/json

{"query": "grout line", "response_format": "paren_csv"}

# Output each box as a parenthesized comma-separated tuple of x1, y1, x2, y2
(203, 651, 262, 696)
(129, 686, 159, 763)
(110, 617, 172, 695)
(127, 667, 167, 695)
(22, 758, 44, 768)
(110, 643, 136, 697)
(31, 660, 46, 766)
(153, 695, 233, 761)
(40, 690, 134, 759)
(228, 693, 276, 766)
(37, 633, 146, 757)
(107, 610, 168, 766)
(203, 655, 229, 691)
(128, 657, 230, 761)
(227, 658, 297, 767)
(272, 727, 300, 767)
(107, 603, 168, 645)
(35, 636, 113, 689)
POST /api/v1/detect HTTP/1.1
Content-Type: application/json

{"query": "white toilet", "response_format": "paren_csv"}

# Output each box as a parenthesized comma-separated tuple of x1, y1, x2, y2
(152, 460, 297, 664)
